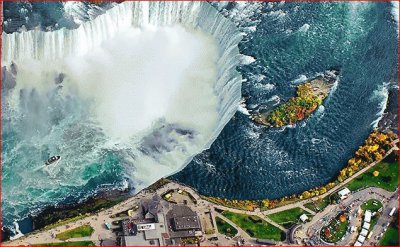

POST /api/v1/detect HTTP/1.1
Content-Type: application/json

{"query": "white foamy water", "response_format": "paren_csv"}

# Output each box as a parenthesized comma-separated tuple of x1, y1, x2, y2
(268, 9, 288, 20)
(9, 221, 24, 241)
(370, 83, 389, 128)
(298, 23, 310, 32)
(240, 55, 256, 65)
(2, 1, 242, 222)
(392, 1, 399, 34)
(292, 74, 308, 84)
(267, 95, 281, 106)
(213, 1, 263, 29)
(238, 98, 251, 116)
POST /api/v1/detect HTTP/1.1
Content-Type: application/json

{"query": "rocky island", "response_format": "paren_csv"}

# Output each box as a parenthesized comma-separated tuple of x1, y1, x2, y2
(253, 70, 339, 128)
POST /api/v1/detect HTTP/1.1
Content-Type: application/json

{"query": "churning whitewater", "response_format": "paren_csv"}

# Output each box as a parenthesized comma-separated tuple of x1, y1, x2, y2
(3, 1, 397, 232)
(2, 1, 242, 226)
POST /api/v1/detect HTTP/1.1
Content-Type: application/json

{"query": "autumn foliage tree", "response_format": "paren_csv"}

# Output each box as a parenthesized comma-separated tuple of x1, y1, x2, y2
(203, 130, 397, 211)
(265, 83, 323, 127)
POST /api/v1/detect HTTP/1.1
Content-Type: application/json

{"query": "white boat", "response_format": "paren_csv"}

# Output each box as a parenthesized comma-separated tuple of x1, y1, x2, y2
(45, 155, 61, 166)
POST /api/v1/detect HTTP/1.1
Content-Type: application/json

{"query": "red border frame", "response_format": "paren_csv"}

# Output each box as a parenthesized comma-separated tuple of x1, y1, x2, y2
(0, 1, 398, 246)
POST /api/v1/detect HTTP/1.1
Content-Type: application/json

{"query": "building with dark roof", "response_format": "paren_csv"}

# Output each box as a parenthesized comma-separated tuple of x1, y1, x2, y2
(166, 205, 202, 239)
(120, 199, 203, 246)
(172, 216, 201, 231)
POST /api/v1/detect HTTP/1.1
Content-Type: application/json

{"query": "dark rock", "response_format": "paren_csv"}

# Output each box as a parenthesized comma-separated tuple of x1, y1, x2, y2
(55, 73, 65, 84)
(2, 66, 17, 91)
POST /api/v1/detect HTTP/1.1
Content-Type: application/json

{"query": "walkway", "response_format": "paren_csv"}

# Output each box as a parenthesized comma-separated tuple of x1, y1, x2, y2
(297, 186, 397, 246)
(215, 213, 252, 239)
(262, 144, 397, 216)
(5, 140, 398, 246)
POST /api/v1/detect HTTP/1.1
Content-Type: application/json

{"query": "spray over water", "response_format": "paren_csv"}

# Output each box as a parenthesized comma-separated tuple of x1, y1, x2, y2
(2, 1, 242, 226)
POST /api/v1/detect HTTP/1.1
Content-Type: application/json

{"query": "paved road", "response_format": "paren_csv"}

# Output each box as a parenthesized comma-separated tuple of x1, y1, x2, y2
(363, 188, 398, 246)
(297, 187, 397, 246)
(5, 140, 398, 246)
(158, 181, 288, 243)
(262, 144, 398, 216)
(215, 213, 252, 239)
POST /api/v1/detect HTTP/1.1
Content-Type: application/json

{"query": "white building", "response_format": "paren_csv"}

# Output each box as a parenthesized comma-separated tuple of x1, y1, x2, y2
(363, 222, 370, 230)
(338, 187, 351, 200)
(364, 210, 372, 223)
(299, 214, 309, 222)
(357, 235, 366, 244)
(354, 241, 362, 246)
(360, 228, 368, 237)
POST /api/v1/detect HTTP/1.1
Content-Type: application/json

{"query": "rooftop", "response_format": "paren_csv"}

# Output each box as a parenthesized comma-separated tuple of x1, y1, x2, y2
(172, 216, 201, 231)
(166, 205, 203, 238)
(122, 212, 168, 246)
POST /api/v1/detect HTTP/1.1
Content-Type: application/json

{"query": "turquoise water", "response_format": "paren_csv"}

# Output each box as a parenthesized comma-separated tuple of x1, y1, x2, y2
(2, 73, 126, 228)
(2, 1, 398, 230)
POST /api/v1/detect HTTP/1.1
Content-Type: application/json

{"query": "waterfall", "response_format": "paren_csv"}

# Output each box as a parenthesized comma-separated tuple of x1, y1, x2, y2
(2, 1, 242, 146)
(2, 1, 243, 226)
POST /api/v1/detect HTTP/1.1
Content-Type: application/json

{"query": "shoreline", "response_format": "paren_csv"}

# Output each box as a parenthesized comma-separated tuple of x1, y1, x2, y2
(252, 69, 339, 128)
(4, 71, 398, 241)
(3, 179, 172, 242)
(2, 188, 131, 242)
(4, 148, 398, 246)
(5, 134, 398, 242)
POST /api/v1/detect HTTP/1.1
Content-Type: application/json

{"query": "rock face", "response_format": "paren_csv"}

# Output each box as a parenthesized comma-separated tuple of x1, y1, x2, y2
(253, 69, 339, 128)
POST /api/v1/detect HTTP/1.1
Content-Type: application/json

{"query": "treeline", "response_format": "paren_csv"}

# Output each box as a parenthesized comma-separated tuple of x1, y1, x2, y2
(200, 195, 258, 211)
(202, 130, 398, 211)
(255, 82, 324, 127)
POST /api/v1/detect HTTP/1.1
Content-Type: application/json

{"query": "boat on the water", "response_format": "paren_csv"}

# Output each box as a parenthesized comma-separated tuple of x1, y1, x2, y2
(45, 156, 61, 166)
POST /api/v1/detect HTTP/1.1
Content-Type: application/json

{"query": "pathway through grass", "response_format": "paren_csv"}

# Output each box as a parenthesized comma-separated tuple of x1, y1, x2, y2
(267, 207, 310, 228)
(222, 211, 285, 241)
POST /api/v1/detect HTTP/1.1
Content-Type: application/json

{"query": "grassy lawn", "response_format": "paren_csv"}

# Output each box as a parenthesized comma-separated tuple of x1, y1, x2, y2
(361, 199, 383, 211)
(304, 197, 330, 212)
(39, 196, 126, 231)
(41, 215, 88, 231)
(267, 208, 310, 228)
(360, 199, 382, 231)
(380, 224, 399, 246)
(216, 216, 238, 238)
(222, 211, 285, 241)
(346, 162, 398, 192)
(320, 213, 349, 243)
(36, 241, 95, 246)
(56, 225, 94, 240)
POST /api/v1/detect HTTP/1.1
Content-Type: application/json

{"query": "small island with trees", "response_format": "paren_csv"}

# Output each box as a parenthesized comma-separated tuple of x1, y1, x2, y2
(253, 70, 339, 128)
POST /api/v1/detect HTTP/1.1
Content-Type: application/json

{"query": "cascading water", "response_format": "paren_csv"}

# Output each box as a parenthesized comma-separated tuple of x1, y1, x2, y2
(172, 1, 398, 200)
(391, 1, 399, 34)
(3, 1, 397, 235)
(2, 1, 242, 227)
